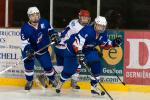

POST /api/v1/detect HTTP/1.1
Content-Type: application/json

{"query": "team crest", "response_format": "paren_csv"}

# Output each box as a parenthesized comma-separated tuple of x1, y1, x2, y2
(41, 24, 45, 29)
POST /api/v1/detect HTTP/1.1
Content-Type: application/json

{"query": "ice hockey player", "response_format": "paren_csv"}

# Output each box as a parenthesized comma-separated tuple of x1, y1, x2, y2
(53, 9, 91, 89)
(20, 6, 60, 90)
(55, 16, 121, 95)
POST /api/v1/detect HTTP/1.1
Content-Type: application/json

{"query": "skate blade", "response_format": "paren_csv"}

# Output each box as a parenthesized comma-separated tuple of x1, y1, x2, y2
(55, 90, 61, 96)
(91, 93, 105, 98)
(24, 89, 31, 94)
(91, 92, 105, 98)
(71, 88, 80, 92)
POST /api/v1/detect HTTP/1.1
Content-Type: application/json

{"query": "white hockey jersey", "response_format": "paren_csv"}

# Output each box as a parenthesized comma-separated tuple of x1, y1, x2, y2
(57, 19, 84, 49)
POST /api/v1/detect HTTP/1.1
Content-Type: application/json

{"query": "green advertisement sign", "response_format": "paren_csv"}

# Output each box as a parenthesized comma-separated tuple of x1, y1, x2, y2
(100, 30, 124, 76)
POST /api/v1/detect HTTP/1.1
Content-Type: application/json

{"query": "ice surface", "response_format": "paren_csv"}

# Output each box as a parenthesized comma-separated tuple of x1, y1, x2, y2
(0, 86, 149, 100)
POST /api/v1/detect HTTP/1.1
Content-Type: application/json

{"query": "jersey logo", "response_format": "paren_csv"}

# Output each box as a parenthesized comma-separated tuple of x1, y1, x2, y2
(21, 33, 26, 40)
(41, 24, 45, 29)
(99, 36, 102, 40)
(85, 34, 88, 38)
(71, 21, 75, 27)
(37, 33, 43, 44)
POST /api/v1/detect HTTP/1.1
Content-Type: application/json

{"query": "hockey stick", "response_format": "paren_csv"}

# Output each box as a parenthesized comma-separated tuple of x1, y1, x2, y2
(0, 58, 21, 74)
(22, 42, 55, 62)
(109, 67, 125, 85)
(37, 67, 59, 88)
(82, 61, 113, 100)
(109, 30, 125, 85)
(34, 65, 47, 90)
(0, 66, 13, 74)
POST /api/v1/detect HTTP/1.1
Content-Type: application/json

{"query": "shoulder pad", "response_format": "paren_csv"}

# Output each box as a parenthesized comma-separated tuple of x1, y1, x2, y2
(69, 19, 78, 28)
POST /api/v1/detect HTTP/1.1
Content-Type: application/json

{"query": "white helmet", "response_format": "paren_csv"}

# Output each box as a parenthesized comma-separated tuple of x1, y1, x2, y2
(95, 16, 107, 26)
(27, 7, 40, 16)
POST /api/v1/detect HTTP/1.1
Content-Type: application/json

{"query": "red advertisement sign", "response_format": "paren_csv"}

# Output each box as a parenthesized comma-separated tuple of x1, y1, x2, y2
(124, 30, 150, 85)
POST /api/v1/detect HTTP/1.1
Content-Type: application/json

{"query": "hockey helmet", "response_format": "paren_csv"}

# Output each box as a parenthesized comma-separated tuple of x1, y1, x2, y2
(27, 7, 40, 16)
(95, 16, 107, 26)
(79, 10, 90, 17)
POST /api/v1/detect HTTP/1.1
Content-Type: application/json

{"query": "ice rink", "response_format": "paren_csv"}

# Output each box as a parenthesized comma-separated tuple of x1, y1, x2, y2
(0, 86, 150, 100)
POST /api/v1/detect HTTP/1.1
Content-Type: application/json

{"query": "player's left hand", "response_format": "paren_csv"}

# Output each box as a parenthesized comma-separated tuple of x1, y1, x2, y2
(112, 37, 122, 47)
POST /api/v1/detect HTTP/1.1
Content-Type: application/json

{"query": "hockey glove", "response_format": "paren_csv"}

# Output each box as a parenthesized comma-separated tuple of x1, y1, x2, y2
(24, 49, 34, 62)
(50, 33, 61, 45)
(76, 50, 86, 66)
(112, 37, 122, 47)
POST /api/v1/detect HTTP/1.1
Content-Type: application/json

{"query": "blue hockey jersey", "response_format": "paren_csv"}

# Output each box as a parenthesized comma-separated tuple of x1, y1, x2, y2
(66, 25, 112, 54)
(20, 18, 53, 52)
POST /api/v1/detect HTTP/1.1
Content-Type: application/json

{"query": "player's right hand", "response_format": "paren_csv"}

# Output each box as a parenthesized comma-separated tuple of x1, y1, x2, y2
(76, 50, 85, 66)
(26, 49, 34, 60)
(50, 33, 61, 45)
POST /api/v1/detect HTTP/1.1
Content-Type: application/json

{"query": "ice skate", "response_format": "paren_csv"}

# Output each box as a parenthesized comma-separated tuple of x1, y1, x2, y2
(56, 81, 63, 93)
(25, 81, 33, 90)
(91, 85, 105, 96)
(49, 79, 58, 88)
(71, 79, 80, 89)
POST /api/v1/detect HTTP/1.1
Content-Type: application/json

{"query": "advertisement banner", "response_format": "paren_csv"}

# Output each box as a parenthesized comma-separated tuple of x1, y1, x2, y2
(0, 28, 57, 78)
(0, 28, 124, 84)
(0, 28, 24, 78)
(124, 30, 150, 85)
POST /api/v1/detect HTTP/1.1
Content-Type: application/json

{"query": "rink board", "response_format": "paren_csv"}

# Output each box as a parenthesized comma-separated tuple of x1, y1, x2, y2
(0, 77, 150, 92)
(1, 28, 150, 93)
